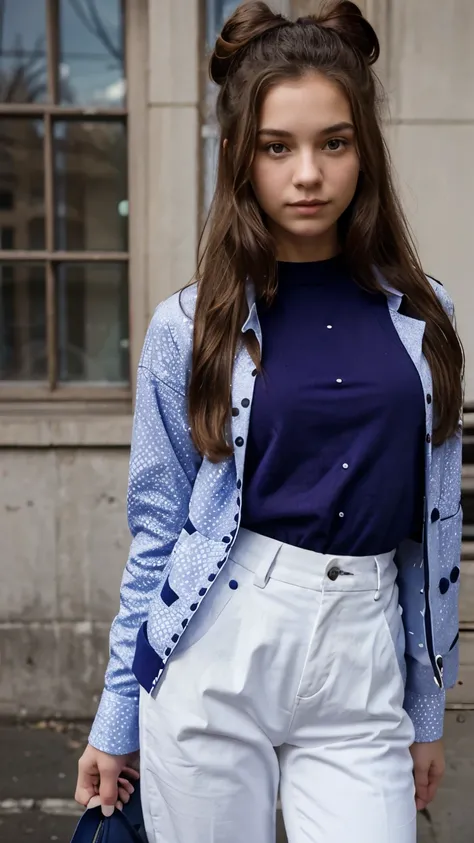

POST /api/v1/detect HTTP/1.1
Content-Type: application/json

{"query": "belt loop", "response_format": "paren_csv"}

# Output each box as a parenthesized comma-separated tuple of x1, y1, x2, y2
(374, 556, 381, 601)
(253, 544, 281, 589)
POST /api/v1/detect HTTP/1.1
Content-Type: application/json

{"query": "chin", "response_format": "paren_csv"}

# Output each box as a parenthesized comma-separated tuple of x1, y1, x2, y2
(285, 221, 333, 238)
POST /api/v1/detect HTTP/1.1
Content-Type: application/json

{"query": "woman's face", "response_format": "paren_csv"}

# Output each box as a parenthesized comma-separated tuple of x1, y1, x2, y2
(250, 72, 360, 261)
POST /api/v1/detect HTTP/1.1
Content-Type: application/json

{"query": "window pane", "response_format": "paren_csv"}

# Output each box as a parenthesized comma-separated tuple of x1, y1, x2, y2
(0, 119, 45, 250)
(0, 1, 47, 103)
(57, 263, 129, 384)
(0, 263, 47, 381)
(54, 121, 127, 251)
(59, 0, 125, 107)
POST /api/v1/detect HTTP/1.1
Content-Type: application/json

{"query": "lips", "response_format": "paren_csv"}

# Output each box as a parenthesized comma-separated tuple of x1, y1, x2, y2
(290, 200, 328, 207)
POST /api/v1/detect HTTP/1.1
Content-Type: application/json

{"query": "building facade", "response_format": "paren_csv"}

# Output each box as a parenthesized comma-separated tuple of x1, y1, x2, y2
(1, 0, 473, 719)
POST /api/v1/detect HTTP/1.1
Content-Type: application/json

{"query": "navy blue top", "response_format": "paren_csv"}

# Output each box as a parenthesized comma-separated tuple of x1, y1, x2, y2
(240, 255, 426, 555)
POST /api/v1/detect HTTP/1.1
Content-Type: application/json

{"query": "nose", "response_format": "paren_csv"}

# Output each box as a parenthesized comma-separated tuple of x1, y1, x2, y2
(292, 151, 323, 188)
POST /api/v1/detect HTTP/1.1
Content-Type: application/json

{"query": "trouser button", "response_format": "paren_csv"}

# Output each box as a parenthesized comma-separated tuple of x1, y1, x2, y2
(327, 567, 340, 581)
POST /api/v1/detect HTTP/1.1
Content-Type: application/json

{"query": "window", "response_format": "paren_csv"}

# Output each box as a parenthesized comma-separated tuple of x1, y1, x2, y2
(201, 0, 291, 220)
(0, 0, 129, 398)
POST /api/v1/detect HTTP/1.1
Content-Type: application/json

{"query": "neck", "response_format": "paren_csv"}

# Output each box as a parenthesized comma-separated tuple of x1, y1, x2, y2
(269, 222, 340, 263)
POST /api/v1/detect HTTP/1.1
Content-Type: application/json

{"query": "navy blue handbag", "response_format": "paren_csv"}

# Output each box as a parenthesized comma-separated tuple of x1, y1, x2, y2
(70, 778, 147, 842)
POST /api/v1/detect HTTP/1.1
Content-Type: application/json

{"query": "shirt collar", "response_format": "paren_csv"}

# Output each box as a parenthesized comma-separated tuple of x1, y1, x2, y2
(372, 266, 404, 311)
(242, 278, 260, 335)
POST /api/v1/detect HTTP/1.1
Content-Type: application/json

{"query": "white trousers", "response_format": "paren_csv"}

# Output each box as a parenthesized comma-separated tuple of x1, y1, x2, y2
(139, 528, 417, 843)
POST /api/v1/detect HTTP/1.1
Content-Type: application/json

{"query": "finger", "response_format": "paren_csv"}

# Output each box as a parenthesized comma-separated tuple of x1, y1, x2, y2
(427, 779, 440, 804)
(118, 786, 131, 805)
(98, 764, 120, 816)
(75, 783, 97, 807)
(118, 777, 135, 795)
(415, 796, 427, 811)
(86, 795, 102, 811)
(414, 783, 429, 807)
(414, 766, 429, 795)
(430, 764, 445, 784)
(121, 766, 140, 781)
(116, 800, 123, 812)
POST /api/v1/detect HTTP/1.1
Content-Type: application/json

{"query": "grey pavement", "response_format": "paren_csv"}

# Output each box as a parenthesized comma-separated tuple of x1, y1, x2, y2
(1, 712, 473, 843)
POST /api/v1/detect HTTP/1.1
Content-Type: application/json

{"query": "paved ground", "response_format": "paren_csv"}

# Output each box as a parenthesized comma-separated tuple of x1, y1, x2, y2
(2, 712, 473, 842)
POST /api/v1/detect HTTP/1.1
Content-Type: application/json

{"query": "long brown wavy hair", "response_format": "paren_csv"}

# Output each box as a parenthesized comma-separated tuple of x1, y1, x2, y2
(189, 0, 464, 463)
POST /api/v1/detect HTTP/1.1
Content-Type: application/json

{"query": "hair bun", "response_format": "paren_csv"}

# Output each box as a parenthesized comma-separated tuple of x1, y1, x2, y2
(210, 1, 290, 86)
(306, 0, 380, 66)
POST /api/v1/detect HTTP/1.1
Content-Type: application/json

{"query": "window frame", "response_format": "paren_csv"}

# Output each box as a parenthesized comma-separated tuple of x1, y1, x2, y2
(0, 0, 139, 404)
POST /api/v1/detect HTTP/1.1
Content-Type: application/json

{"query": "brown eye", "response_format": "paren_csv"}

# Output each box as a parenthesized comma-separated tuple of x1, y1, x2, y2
(326, 138, 348, 152)
(268, 143, 287, 155)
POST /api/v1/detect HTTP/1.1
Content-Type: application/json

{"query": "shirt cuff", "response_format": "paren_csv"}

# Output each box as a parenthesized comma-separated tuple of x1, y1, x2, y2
(403, 689, 446, 742)
(88, 688, 140, 755)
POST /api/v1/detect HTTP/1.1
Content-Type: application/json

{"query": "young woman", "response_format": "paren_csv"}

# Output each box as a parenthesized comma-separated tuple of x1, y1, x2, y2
(75, 3, 464, 841)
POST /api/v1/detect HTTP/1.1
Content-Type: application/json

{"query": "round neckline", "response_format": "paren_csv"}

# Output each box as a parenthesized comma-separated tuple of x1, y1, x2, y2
(276, 254, 349, 287)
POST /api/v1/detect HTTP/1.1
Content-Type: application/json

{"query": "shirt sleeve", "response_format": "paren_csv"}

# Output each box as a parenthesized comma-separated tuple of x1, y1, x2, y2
(88, 317, 201, 755)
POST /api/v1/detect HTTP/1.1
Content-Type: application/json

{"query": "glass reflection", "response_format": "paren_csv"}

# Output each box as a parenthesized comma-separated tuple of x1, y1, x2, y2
(59, 0, 125, 107)
(0, 1, 47, 103)
(56, 262, 129, 384)
(54, 120, 127, 251)
(0, 119, 45, 250)
(0, 263, 47, 381)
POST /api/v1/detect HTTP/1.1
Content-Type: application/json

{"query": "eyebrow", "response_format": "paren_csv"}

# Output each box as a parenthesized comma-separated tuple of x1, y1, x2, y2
(258, 122, 355, 137)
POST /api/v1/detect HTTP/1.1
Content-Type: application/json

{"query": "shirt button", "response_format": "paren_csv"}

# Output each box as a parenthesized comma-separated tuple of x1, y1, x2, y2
(426, 433, 431, 444)
(327, 567, 340, 581)
(327, 325, 333, 329)
(450, 566, 460, 583)
(342, 463, 349, 470)
(431, 508, 440, 522)
(232, 408, 239, 417)
(241, 398, 250, 408)
(339, 511, 345, 518)
(439, 577, 450, 595)
(336, 378, 343, 384)
(427, 394, 432, 404)
(235, 437, 244, 447)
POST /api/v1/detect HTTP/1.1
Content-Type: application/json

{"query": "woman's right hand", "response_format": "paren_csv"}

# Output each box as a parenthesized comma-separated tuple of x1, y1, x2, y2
(75, 743, 140, 816)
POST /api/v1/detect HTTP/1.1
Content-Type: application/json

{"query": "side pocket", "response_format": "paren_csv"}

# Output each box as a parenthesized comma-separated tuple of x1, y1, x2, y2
(380, 584, 407, 687)
(172, 558, 249, 656)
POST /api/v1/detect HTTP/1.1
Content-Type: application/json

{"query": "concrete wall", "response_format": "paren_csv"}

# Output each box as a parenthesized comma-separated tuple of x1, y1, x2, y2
(0, 448, 130, 718)
(382, 0, 474, 404)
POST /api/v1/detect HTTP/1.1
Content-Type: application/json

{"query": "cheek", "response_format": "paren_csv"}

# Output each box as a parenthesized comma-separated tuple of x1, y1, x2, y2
(251, 160, 283, 207)
(336, 155, 360, 197)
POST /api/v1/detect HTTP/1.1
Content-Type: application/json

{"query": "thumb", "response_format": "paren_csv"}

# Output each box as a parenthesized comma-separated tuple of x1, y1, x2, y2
(98, 763, 120, 817)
